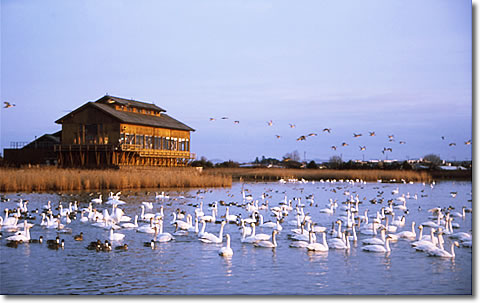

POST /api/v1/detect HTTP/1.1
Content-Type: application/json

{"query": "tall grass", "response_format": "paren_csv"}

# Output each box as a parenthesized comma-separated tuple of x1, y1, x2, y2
(0, 167, 232, 192)
(206, 168, 433, 183)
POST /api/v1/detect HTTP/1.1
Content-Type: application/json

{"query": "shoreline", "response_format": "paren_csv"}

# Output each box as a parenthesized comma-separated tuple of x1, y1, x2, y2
(0, 167, 471, 193)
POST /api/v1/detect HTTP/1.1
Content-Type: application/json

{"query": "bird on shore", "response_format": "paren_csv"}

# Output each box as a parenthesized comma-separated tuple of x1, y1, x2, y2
(3, 102, 15, 108)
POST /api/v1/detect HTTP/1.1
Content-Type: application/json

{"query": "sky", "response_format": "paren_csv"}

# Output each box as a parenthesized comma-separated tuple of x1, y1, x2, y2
(0, 0, 473, 163)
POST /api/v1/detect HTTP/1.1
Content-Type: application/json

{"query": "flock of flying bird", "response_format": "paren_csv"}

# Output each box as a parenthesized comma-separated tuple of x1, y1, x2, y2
(0, 180, 472, 260)
(208, 116, 472, 156)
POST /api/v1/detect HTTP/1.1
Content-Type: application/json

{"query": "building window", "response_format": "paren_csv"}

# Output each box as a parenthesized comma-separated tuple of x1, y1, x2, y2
(145, 136, 153, 149)
(136, 134, 144, 148)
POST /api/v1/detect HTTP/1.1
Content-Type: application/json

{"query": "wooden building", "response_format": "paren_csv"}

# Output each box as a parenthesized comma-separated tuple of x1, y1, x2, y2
(54, 95, 195, 167)
(3, 131, 61, 166)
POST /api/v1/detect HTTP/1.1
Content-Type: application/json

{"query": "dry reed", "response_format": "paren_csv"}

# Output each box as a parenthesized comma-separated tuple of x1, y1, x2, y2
(206, 168, 432, 183)
(0, 167, 232, 192)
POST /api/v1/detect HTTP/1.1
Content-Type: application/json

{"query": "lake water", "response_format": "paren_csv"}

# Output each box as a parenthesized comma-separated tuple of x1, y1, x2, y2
(0, 180, 472, 295)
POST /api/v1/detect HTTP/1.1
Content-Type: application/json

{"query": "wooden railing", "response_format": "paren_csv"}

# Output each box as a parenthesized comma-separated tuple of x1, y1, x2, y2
(55, 144, 195, 159)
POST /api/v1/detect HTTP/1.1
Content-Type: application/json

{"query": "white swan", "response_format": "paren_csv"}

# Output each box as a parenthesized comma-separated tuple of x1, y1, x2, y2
(199, 221, 226, 244)
(218, 234, 233, 257)
(362, 228, 386, 245)
(306, 231, 329, 252)
(155, 221, 174, 242)
(426, 241, 459, 258)
(362, 237, 392, 253)
(109, 228, 125, 242)
(121, 215, 139, 228)
(137, 218, 157, 234)
(91, 194, 103, 204)
(393, 221, 416, 240)
(254, 230, 278, 248)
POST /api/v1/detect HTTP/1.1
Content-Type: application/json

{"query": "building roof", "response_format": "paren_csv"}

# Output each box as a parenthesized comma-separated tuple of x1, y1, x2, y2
(95, 95, 166, 112)
(55, 96, 195, 131)
(23, 130, 61, 149)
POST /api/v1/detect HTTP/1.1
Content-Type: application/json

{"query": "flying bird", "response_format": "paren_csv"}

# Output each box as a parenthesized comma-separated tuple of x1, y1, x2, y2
(234, 121, 240, 124)
(289, 124, 296, 128)
(359, 146, 366, 151)
(331, 146, 337, 150)
(221, 117, 229, 120)
(353, 133, 362, 138)
(465, 140, 471, 145)
(307, 133, 317, 137)
(388, 135, 394, 140)
(383, 147, 393, 152)
(209, 118, 216, 121)
(3, 102, 15, 108)
(369, 131, 376, 136)
(323, 128, 331, 133)
(449, 143, 456, 146)
(441, 136, 445, 140)
(399, 141, 406, 144)
(296, 136, 307, 141)
(275, 135, 281, 139)
(267, 120, 273, 126)
(341, 142, 349, 147)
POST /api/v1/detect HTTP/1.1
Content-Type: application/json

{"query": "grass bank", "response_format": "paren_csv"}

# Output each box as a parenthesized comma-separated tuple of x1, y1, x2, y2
(205, 168, 433, 183)
(0, 167, 232, 192)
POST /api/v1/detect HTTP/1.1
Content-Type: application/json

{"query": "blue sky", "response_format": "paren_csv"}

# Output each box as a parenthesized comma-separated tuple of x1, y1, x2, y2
(1, 0, 472, 163)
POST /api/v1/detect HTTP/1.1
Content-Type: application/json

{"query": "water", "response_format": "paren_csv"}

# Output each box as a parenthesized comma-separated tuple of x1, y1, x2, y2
(0, 180, 472, 295)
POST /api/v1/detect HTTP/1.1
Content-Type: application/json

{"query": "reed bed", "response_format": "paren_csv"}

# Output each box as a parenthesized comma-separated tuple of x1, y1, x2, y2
(206, 168, 433, 183)
(0, 167, 232, 192)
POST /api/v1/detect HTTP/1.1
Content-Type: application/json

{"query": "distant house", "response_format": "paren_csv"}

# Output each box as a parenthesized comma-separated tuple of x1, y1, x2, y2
(54, 95, 195, 167)
(3, 131, 61, 166)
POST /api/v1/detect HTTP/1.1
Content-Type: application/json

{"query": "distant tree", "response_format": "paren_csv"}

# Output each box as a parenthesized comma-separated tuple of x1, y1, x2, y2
(328, 155, 343, 169)
(306, 160, 318, 169)
(423, 154, 442, 169)
(254, 157, 260, 164)
(215, 160, 240, 168)
(190, 156, 214, 168)
(283, 150, 300, 162)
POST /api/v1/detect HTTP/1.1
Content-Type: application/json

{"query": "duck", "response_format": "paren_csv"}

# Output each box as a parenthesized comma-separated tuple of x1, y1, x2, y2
(29, 236, 44, 244)
(218, 234, 233, 257)
(115, 244, 128, 251)
(73, 232, 84, 241)
(48, 239, 65, 250)
(254, 230, 278, 248)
